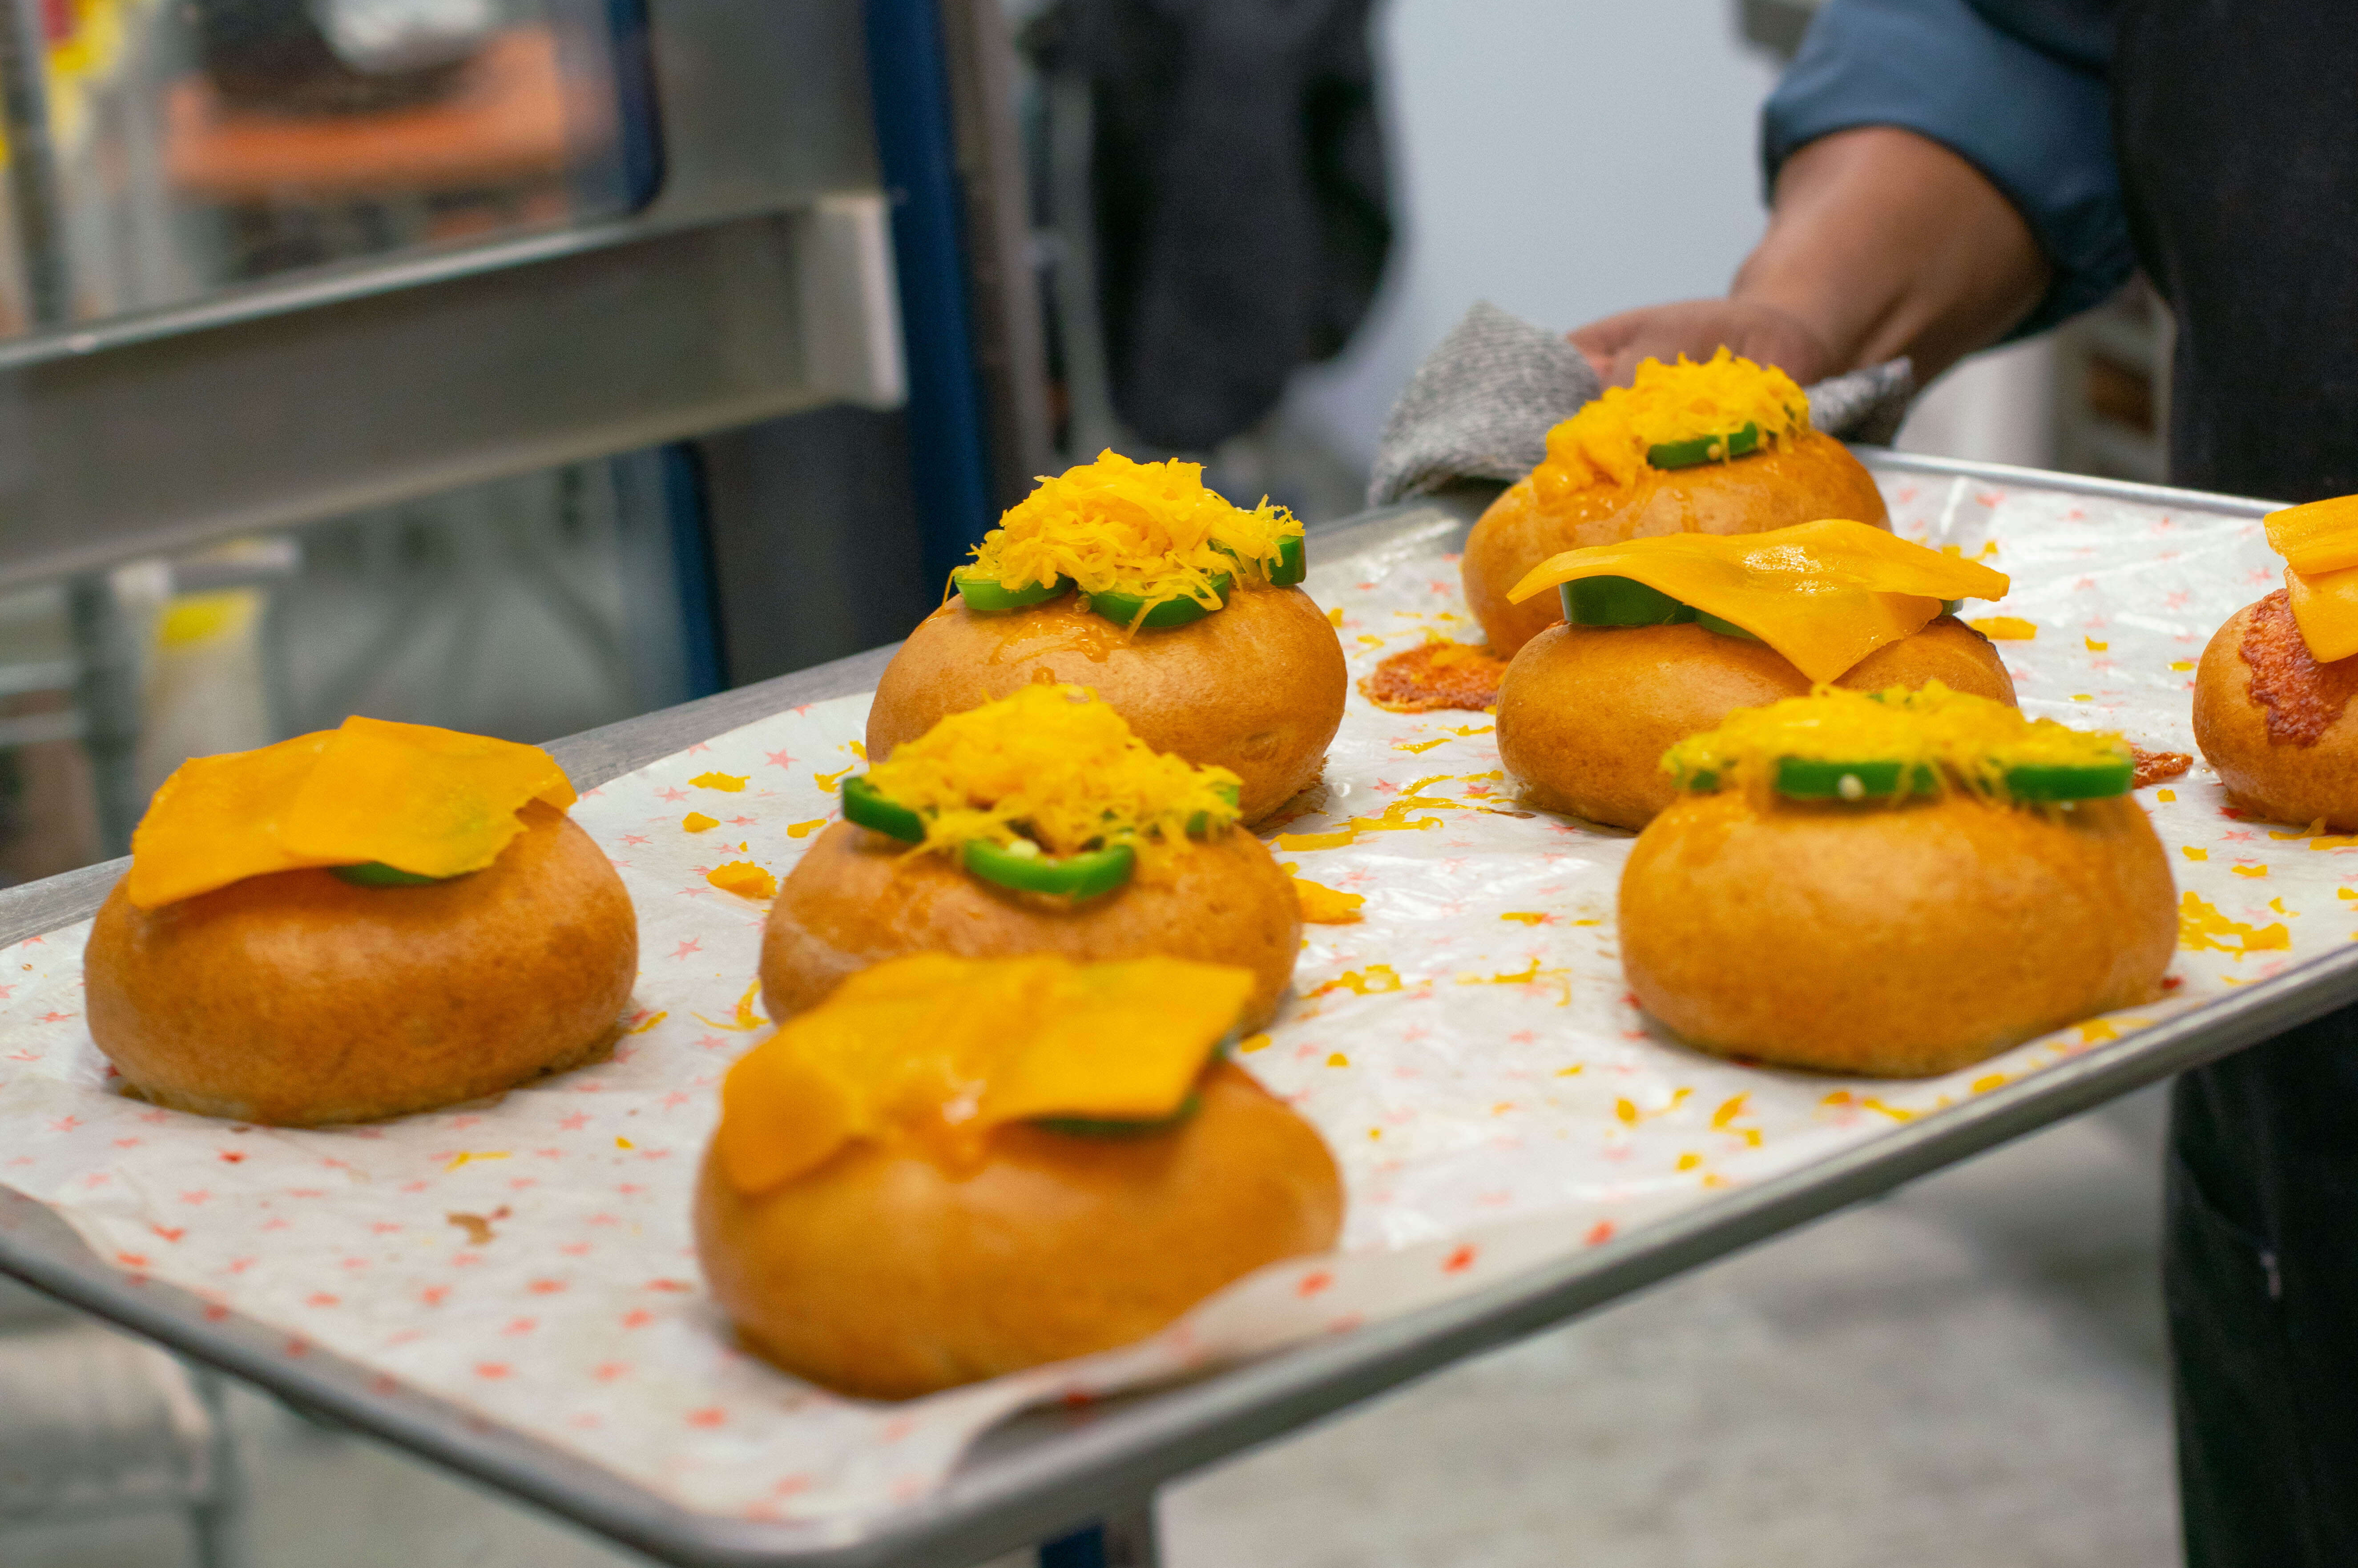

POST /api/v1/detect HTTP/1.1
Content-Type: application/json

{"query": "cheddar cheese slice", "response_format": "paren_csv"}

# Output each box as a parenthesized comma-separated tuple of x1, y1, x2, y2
(1503, 519, 2011, 685)
(2265, 495, 2358, 662)
(126, 715, 575, 908)
(715, 952, 1254, 1196)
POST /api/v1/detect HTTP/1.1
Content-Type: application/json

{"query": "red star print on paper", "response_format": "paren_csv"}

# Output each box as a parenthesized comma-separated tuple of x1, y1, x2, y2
(670, 938, 704, 959)
(764, 749, 795, 769)
(656, 786, 689, 802)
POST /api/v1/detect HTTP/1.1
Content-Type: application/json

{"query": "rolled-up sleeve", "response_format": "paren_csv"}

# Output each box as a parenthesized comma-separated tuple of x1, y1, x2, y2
(1761, 0, 2133, 335)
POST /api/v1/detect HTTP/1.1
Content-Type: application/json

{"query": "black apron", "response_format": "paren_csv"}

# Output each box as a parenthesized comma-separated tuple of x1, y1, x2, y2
(2108, 4, 2358, 1563)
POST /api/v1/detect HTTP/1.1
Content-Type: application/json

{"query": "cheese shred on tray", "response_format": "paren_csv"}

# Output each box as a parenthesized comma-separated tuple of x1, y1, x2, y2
(1538, 348, 1811, 492)
(964, 450, 1302, 612)
(858, 683, 1242, 875)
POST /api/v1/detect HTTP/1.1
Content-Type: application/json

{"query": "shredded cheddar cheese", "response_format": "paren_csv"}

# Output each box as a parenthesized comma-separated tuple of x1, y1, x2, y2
(859, 683, 1241, 876)
(714, 952, 1253, 1194)
(1534, 349, 1810, 491)
(963, 450, 1302, 614)
(1662, 683, 2131, 804)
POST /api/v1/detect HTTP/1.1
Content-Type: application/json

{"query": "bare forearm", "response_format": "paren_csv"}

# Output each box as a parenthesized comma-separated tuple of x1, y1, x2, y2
(1573, 127, 2054, 389)
(1734, 127, 2052, 383)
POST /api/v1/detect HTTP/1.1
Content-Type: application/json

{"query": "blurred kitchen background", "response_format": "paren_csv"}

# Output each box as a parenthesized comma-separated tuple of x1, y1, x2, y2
(0, 2, 2181, 1565)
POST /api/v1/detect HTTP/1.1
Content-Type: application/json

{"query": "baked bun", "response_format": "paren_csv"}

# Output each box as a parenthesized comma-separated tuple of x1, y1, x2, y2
(696, 953, 1341, 1399)
(871, 587, 1344, 824)
(762, 820, 1300, 1028)
(87, 803, 636, 1125)
(1467, 429, 1888, 659)
(1619, 687, 2173, 1077)
(2192, 590, 2358, 828)
(1465, 348, 1889, 660)
(1499, 617, 2015, 830)
(699, 1058, 1338, 1399)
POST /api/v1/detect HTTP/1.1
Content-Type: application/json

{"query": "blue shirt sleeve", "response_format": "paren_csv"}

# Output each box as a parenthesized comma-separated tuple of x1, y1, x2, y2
(1761, 0, 2133, 336)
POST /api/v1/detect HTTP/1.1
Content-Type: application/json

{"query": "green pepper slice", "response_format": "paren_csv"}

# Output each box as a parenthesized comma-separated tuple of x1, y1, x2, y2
(1185, 779, 1244, 835)
(331, 863, 450, 888)
(1941, 599, 1964, 616)
(1559, 576, 1696, 628)
(2004, 760, 2134, 801)
(1647, 422, 1761, 471)
(840, 775, 926, 842)
(1774, 758, 1937, 801)
(1034, 1090, 1203, 1139)
(963, 838, 1135, 899)
(955, 571, 1072, 613)
(1694, 609, 1761, 641)
(1085, 573, 1233, 630)
(1271, 533, 1306, 586)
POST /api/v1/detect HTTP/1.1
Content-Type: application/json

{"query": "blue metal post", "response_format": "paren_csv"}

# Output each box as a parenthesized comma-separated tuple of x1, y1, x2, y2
(864, 0, 1000, 587)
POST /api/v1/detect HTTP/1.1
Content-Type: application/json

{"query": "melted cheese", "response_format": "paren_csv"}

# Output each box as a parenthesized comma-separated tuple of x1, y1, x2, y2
(714, 952, 1254, 1195)
(1662, 682, 2129, 803)
(1535, 349, 1810, 491)
(2259, 494, 2358, 661)
(1504, 519, 2011, 683)
(127, 716, 575, 908)
(860, 683, 1241, 876)
(964, 450, 1302, 612)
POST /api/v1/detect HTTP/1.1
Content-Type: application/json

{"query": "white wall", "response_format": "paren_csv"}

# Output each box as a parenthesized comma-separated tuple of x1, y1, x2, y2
(1292, 0, 1784, 466)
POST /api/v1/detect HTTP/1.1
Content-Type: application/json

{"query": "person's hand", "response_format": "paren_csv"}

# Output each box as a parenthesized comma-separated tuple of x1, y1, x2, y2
(1569, 298, 1837, 388)
(1569, 129, 2054, 393)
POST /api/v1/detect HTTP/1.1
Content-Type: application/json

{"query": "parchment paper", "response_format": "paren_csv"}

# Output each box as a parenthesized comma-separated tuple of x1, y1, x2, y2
(0, 471, 2323, 1534)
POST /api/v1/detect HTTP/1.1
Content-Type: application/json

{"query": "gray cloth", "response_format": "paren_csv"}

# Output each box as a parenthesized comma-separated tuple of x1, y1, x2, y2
(1367, 301, 1915, 506)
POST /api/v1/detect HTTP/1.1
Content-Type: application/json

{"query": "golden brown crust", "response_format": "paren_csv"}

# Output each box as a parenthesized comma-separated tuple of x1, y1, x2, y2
(866, 587, 1346, 824)
(1463, 431, 1892, 658)
(2193, 597, 2358, 827)
(760, 821, 1302, 1029)
(1619, 790, 2175, 1077)
(1495, 617, 2017, 830)
(693, 1059, 1343, 1399)
(85, 804, 637, 1125)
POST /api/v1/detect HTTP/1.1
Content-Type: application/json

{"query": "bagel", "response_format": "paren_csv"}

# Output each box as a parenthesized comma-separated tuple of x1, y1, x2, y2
(2193, 592, 2358, 829)
(1619, 686, 2173, 1077)
(870, 586, 1345, 824)
(87, 801, 635, 1125)
(762, 820, 1299, 1028)
(696, 954, 1342, 1399)
(1499, 616, 2015, 829)
(84, 717, 635, 1125)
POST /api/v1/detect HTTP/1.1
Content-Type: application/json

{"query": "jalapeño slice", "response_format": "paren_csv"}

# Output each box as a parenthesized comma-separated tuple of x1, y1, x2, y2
(963, 838, 1135, 899)
(1559, 576, 1695, 628)
(1084, 573, 1233, 630)
(1185, 779, 1244, 835)
(840, 775, 926, 842)
(331, 863, 450, 888)
(955, 571, 1072, 613)
(1647, 422, 1761, 471)
(1271, 532, 1307, 586)
(1034, 1090, 1204, 1139)
(2003, 759, 2134, 801)
(1694, 609, 1761, 641)
(1774, 759, 1936, 801)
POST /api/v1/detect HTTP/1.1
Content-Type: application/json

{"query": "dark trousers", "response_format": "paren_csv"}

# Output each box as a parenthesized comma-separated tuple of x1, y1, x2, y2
(2168, 1006, 2358, 1566)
